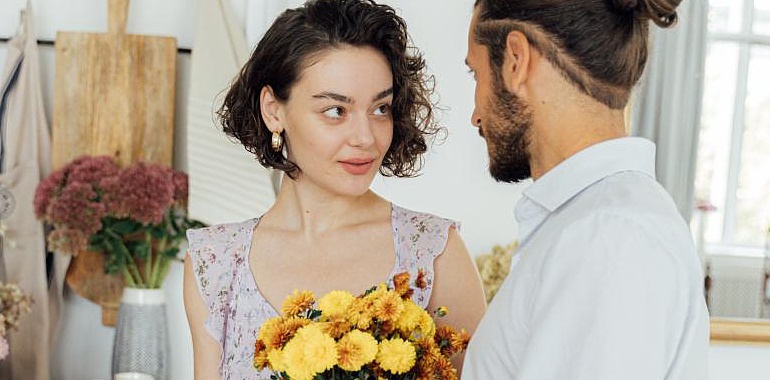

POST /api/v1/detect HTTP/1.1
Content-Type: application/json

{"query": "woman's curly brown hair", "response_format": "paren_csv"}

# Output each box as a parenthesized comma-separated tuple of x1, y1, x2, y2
(217, 0, 439, 179)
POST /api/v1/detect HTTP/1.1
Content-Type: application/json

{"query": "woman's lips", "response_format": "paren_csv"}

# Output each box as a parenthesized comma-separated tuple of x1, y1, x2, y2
(339, 159, 375, 175)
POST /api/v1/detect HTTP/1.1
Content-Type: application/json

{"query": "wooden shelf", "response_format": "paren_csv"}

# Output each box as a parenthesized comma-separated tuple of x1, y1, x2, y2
(711, 318, 770, 345)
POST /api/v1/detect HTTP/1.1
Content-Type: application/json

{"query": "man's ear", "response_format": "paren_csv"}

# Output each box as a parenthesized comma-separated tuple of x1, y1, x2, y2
(260, 86, 283, 132)
(502, 30, 532, 94)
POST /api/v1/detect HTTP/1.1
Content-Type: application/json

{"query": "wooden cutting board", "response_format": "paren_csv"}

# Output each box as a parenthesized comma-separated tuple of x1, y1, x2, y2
(52, 0, 177, 325)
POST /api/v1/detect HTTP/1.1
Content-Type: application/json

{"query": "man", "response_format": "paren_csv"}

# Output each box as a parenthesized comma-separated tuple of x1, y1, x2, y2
(461, 1, 709, 379)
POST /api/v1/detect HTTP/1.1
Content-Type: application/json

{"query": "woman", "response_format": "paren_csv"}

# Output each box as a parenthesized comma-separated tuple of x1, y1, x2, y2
(183, 0, 487, 379)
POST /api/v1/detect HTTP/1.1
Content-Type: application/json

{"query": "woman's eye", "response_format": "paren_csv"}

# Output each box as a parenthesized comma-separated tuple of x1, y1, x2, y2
(323, 107, 346, 118)
(373, 104, 391, 116)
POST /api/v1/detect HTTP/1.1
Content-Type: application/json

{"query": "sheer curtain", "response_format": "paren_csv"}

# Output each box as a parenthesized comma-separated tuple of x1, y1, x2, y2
(630, 1, 710, 222)
(186, 0, 285, 226)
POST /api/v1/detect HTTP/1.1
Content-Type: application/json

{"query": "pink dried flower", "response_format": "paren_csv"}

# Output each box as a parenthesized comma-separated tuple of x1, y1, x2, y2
(0, 336, 8, 361)
(47, 182, 105, 236)
(47, 228, 89, 255)
(67, 155, 119, 186)
(98, 176, 127, 217)
(33, 168, 66, 219)
(34, 155, 202, 287)
(172, 171, 189, 206)
(117, 162, 175, 225)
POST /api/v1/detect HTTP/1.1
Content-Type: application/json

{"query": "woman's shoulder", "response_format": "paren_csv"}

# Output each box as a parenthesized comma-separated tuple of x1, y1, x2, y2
(391, 203, 459, 259)
(186, 217, 261, 246)
(391, 203, 459, 232)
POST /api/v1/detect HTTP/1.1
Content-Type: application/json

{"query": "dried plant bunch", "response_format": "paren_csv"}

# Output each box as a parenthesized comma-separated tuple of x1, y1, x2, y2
(475, 242, 517, 303)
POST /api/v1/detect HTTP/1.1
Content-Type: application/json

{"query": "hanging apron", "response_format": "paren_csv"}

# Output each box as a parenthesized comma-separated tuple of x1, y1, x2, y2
(0, 3, 54, 379)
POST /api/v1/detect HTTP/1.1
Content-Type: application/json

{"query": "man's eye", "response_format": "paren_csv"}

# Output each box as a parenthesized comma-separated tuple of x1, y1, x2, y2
(373, 104, 391, 116)
(323, 107, 346, 118)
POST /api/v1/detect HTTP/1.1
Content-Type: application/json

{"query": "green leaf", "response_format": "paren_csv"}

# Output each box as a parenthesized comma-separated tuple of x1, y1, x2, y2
(162, 247, 180, 258)
(111, 220, 142, 235)
(128, 241, 150, 260)
(307, 309, 322, 320)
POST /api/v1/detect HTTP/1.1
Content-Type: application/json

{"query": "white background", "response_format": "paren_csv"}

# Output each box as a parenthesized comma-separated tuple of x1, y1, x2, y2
(1, 0, 766, 379)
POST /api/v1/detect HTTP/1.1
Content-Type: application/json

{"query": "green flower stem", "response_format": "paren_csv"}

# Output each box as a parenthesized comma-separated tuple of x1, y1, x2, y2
(121, 267, 137, 287)
(149, 237, 168, 288)
(144, 230, 153, 286)
(156, 257, 172, 288)
(105, 229, 146, 287)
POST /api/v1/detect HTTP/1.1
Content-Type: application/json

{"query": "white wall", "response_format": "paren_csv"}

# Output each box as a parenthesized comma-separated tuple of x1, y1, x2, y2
(1, 0, 523, 379)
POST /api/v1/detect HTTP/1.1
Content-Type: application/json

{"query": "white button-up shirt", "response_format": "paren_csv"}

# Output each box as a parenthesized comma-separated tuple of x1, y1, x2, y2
(462, 137, 709, 380)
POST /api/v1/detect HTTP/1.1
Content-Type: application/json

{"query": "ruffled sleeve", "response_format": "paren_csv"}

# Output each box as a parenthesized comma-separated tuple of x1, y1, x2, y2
(186, 224, 240, 348)
(392, 205, 459, 308)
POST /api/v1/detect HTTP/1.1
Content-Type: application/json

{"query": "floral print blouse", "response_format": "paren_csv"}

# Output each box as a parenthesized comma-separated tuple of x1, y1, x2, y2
(187, 204, 457, 380)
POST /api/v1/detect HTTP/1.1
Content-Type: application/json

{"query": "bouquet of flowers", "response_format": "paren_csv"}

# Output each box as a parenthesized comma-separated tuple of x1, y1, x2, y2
(33, 155, 204, 288)
(254, 271, 469, 380)
(0, 282, 33, 361)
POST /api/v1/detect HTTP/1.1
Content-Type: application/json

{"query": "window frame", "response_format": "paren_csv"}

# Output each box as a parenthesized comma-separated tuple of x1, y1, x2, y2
(700, 0, 770, 256)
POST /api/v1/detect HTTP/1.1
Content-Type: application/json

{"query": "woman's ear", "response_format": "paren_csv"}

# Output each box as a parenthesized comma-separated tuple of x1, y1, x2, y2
(502, 30, 532, 94)
(260, 86, 283, 132)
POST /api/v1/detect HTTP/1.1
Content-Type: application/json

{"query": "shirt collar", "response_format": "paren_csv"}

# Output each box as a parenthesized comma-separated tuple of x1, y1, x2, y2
(522, 137, 657, 212)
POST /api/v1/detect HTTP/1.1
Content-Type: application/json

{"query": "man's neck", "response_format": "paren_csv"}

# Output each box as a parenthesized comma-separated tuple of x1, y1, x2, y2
(528, 102, 627, 180)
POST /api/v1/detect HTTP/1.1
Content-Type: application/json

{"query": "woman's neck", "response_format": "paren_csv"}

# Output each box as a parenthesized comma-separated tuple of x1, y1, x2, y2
(266, 176, 388, 237)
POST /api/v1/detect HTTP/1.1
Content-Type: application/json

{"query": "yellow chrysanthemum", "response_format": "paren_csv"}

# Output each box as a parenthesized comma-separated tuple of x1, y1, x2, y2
(318, 290, 356, 317)
(347, 297, 374, 329)
(364, 284, 388, 301)
(418, 309, 436, 338)
(376, 337, 416, 374)
(283, 316, 312, 333)
(373, 290, 404, 321)
(258, 316, 309, 350)
(282, 324, 338, 380)
(258, 317, 288, 349)
(336, 329, 378, 371)
(281, 290, 315, 317)
(395, 300, 423, 337)
(267, 348, 286, 372)
(319, 315, 352, 339)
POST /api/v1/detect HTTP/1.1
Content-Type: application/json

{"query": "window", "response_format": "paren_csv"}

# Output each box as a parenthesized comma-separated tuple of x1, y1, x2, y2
(695, 0, 770, 255)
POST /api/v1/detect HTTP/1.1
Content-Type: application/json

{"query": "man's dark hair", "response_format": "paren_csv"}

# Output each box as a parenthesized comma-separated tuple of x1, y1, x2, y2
(473, 0, 683, 109)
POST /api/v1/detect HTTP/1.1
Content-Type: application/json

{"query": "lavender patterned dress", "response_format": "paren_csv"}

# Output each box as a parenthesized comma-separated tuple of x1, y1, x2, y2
(187, 204, 458, 380)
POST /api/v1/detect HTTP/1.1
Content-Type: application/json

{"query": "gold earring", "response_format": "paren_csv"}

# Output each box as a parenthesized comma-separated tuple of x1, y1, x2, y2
(271, 131, 283, 152)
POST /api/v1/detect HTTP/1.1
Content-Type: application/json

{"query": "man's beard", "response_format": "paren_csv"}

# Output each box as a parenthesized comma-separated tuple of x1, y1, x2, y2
(482, 83, 533, 183)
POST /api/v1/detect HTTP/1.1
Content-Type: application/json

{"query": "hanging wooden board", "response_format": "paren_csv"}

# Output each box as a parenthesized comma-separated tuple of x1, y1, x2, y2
(52, 0, 177, 326)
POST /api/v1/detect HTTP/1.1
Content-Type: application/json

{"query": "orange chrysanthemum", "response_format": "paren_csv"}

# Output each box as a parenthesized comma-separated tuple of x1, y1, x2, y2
(414, 337, 441, 364)
(392, 272, 413, 299)
(281, 290, 315, 317)
(435, 326, 456, 356)
(415, 268, 428, 290)
(431, 355, 457, 380)
(253, 340, 269, 369)
(450, 329, 471, 355)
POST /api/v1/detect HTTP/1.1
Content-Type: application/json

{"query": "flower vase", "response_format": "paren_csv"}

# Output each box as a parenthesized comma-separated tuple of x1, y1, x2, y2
(111, 287, 169, 380)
